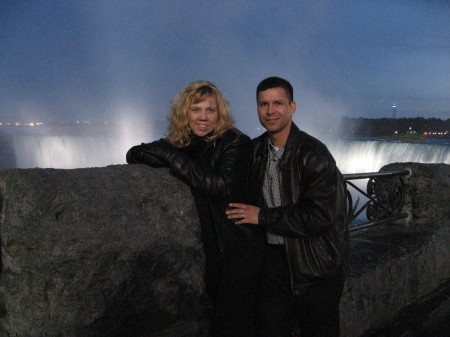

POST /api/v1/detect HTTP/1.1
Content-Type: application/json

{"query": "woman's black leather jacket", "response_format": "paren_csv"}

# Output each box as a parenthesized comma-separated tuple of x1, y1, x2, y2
(247, 123, 349, 294)
(126, 128, 260, 254)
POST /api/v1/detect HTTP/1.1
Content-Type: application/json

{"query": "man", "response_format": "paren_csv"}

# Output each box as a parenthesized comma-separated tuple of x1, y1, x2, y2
(227, 76, 349, 337)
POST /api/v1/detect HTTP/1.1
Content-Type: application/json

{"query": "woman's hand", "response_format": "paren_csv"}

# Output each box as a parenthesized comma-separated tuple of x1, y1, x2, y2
(226, 203, 261, 225)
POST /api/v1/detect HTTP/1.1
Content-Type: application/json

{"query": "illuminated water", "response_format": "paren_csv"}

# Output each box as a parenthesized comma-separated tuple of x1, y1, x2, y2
(329, 138, 450, 173)
(0, 127, 449, 172)
(0, 125, 161, 169)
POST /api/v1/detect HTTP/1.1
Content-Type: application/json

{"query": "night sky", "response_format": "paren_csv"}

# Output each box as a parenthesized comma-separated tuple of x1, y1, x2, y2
(1, 0, 449, 136)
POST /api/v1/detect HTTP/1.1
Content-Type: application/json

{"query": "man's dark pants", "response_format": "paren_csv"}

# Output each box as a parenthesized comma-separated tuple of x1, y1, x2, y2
(258, 244, 345, 337)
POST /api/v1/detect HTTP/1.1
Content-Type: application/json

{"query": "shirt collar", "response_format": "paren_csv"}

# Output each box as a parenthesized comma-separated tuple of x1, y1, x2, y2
(267, 138, 285, 160)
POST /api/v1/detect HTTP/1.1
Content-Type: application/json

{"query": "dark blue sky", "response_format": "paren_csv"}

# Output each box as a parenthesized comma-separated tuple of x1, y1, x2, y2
(0, 0, 448, 136)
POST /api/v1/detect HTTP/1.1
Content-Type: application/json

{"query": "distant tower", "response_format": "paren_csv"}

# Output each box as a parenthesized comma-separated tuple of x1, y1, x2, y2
(392, 103, 397, 119)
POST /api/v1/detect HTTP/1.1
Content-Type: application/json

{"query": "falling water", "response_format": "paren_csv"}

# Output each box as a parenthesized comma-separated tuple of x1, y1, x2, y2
(0, 125, 163, 169)
(1, 128, 449, 171)
(12, 135, 131, 169)
(329, 139, 450, 174)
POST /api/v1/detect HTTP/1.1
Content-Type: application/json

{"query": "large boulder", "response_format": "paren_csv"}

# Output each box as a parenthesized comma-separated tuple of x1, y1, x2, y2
(0, 165, 206, 337)
(1, 162, 449, 337)
(340, 163, 450, 336)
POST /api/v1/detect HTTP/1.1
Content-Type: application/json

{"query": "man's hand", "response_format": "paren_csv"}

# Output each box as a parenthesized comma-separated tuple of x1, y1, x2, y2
(226, 203, 261, 225)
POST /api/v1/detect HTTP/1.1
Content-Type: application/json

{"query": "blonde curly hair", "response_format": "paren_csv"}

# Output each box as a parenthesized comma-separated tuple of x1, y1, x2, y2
(167, 80, 235, 147)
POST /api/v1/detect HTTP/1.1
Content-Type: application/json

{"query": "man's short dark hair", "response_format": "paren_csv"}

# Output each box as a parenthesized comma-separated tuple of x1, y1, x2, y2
(256, 76, 294, 102)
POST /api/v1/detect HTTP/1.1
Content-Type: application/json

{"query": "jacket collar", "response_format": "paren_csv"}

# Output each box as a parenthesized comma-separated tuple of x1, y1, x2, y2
(256, 122, 302, 169)
(255, 134, 269, 157)
(284, 122, 301, 149)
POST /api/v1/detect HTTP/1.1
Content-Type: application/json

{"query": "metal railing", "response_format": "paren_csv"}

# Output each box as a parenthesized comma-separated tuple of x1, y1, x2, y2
(343, 170, 410, 232)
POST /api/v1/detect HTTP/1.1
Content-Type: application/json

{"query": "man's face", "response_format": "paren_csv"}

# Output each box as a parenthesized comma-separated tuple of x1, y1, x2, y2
(257, 87, 296, 137)
(188, 95, 219, 137)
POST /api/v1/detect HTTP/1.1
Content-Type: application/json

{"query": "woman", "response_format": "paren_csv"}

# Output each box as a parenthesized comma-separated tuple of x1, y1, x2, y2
(126, 81, 264, 337)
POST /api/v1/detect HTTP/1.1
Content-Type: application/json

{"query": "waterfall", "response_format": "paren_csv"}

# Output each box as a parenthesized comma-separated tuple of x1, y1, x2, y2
(12, 135, 132, 169)
(329, 139, 450, 174)
(1, 125, 162, 169)
(1, 128, 449, 171)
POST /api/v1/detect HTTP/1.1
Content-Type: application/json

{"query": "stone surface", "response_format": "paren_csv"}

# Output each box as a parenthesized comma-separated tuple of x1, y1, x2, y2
(361, 280, 450, 337)
(0, 165, 206, 337)
(341, 226, 450, 336)
(340, 163, 450, 336)
(0, 162, 448, 337)
(380, 162, 450, 226)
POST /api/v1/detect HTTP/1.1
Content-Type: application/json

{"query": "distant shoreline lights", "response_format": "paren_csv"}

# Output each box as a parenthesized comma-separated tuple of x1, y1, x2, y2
(0, 121, 155, 127)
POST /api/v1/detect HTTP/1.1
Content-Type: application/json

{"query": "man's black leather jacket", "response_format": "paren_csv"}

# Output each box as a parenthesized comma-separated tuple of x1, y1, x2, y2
(247, 123, 349, 294)
(127, 128, 261, 254)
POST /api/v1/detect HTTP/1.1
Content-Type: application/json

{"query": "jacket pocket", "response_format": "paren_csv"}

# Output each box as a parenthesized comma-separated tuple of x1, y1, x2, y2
(287, 234, 343, 284)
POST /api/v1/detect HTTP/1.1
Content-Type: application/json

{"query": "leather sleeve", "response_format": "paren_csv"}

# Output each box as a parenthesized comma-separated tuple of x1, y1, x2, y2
(258, 152, 346, 237)
(130, 134, 251, 201)
(125, 139, 168, 168)
(171, 135, 251, 200)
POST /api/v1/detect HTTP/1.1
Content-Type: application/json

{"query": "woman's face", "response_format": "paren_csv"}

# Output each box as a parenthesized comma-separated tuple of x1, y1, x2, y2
(188, 95, 219, 137)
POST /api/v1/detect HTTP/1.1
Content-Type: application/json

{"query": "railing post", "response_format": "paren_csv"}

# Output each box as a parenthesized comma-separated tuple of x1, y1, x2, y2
(344, 170, 410, 232)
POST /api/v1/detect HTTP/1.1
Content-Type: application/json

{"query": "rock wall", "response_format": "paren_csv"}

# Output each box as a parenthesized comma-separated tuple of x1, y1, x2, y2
(340, 162, 450, 336)
(0, 165, 206, 337)
(0, 163, 448, 337)
(381, 162, 449, 226)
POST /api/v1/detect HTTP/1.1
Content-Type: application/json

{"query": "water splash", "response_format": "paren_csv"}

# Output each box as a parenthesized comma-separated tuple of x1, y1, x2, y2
(12, 135, 130, 169)
(329, 139, 450, 173)
(5, 125, 163, 169)
(3, 129, 449, 171)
